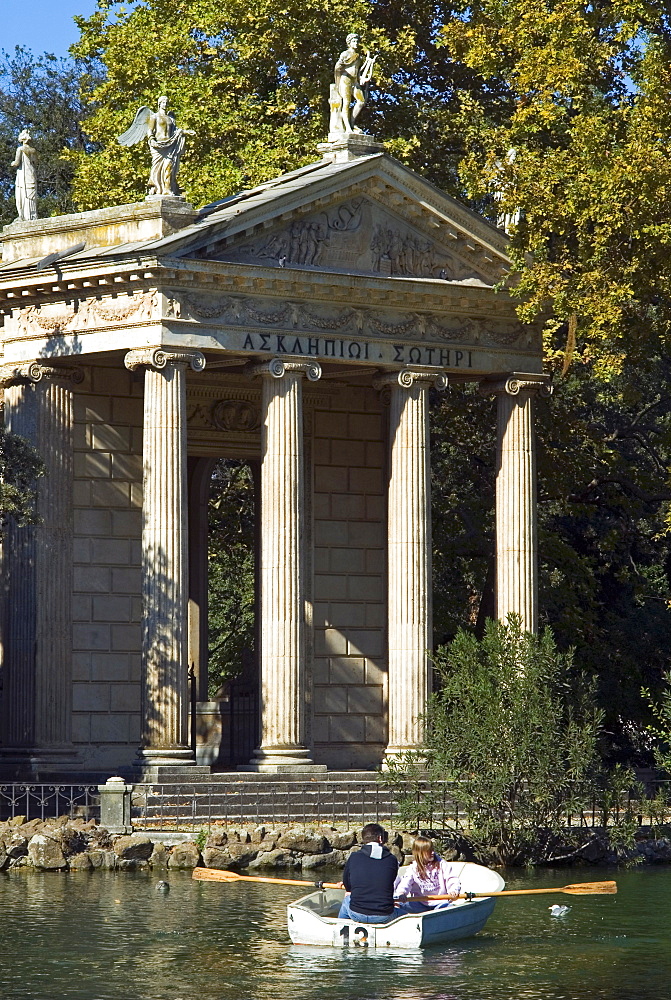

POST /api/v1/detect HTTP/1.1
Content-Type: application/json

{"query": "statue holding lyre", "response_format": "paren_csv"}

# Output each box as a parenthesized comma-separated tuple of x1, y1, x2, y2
(330, 33, 377, 134)
(117, 96, 194, 197)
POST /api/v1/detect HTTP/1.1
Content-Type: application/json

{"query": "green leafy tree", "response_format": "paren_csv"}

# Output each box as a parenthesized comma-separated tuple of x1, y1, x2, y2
(438, 0, 671, 372)
(431, 358, 671, 758)
(207, 459, 256, 697)
(0, 46, 99, 225)
(0, 428, 45, 528)
(385, 617, 607, 865)
(68, 0, 500, 209)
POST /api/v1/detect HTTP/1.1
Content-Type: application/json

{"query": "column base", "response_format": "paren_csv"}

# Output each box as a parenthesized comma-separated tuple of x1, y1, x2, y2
(380, 746, 427, 771)
(239, 747, 327, 773)
(136, 764, 212, 782)
(135, 747, 197, 767)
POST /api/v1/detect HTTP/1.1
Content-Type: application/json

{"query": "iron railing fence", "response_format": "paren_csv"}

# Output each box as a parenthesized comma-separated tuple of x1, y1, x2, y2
(2, 779, 670, 832)
(131, 781, 402, 829)
(130, 779, 671, 832)
(0, 784, 100, 823)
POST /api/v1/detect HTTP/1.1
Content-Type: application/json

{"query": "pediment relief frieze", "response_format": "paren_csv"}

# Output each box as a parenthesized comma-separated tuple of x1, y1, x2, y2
(165, 289, 535, 350)
(199, 195, 500, 284)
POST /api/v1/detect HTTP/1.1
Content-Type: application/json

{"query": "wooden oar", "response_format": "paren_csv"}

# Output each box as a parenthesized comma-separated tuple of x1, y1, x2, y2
(405, 880, 617, 902)
(192, 867, 342, 889)
(193, 868, 616, 899)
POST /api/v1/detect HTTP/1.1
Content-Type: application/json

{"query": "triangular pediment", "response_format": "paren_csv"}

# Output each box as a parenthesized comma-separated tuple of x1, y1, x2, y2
(201, 194, 494, 283)
(153, 154, 510, 286)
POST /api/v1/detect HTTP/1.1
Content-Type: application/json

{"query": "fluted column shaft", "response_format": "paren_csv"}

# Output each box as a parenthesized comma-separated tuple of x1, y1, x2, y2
(484, 373, 551, 633)
(245, 358, 322, 771)
(1, 363, 80, 770)
(125, 348, 205, 767)
(381, 368, 447, 763)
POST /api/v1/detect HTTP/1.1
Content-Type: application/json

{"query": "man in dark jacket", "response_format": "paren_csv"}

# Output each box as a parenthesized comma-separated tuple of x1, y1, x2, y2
(337, 823, 399, 923)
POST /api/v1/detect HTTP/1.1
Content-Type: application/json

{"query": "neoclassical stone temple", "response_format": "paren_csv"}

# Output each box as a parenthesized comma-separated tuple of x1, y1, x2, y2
(0, 140, 547, 779)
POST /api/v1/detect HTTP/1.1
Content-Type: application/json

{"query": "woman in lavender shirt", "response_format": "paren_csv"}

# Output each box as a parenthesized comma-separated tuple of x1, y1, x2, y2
(394, 836, 461, 914)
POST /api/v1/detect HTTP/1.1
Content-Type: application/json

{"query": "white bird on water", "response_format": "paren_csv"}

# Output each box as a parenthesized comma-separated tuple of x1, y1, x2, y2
(549, 904, 571, 917)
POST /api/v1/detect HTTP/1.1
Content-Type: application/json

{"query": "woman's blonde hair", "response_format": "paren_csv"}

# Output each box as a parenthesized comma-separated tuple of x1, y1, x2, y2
(412, 836, 437, 880)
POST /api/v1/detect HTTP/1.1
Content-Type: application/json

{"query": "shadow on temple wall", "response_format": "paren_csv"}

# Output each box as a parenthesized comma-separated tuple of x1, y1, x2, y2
(38, 332, 83, 358)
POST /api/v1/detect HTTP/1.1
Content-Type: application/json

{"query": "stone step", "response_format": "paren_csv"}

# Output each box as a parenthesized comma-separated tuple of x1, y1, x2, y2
(135, 769, 382, 784)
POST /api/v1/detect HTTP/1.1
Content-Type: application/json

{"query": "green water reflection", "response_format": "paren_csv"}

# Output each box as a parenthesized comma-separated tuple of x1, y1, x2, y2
(1, 865, 669, 1000)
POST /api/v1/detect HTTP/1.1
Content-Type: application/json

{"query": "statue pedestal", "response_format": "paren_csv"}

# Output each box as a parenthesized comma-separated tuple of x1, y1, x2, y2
(0, 199, 197, 265)
(317, 132, 385, 162)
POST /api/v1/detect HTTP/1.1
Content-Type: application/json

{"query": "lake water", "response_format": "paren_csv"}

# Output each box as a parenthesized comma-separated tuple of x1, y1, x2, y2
(1, 865, 668, 1000)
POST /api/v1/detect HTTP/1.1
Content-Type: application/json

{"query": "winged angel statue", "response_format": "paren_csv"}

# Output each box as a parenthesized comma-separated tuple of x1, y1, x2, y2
(117, 97, 194, 197)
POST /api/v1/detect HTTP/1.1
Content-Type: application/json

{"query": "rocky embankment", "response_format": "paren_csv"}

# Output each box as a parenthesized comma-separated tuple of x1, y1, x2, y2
(2, 816, 671, 871)
(0, 816, 417, 872)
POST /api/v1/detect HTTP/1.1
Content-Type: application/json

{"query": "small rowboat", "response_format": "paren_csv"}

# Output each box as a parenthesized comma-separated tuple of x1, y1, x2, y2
(287, 861, 505, 948)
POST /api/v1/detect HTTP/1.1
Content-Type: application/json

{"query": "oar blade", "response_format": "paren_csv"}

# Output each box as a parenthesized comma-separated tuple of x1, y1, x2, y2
(563, 881, 617, 895)
(192, 867, 240, 882)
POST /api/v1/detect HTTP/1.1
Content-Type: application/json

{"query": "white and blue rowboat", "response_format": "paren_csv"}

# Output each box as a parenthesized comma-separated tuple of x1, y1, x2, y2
(287, 861, 505, 948)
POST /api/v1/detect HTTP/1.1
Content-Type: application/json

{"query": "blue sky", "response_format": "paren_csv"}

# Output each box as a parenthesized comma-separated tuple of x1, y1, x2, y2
(3, 0, 100, 59)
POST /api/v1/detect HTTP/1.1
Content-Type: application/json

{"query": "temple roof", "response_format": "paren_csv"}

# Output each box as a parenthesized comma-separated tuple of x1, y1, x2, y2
(0, 151, 509, 289)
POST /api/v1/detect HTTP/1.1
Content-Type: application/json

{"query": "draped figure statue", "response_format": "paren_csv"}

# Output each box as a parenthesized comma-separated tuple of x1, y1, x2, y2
(117, 97, 194, 197)
(11, 130, 38, 222)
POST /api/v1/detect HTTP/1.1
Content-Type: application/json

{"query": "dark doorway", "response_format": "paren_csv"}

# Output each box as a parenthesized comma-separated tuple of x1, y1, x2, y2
(188, 457, 260, 767)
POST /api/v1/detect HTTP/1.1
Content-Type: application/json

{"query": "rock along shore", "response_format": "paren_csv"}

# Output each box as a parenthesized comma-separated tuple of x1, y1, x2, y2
(2, 816, 671, 871)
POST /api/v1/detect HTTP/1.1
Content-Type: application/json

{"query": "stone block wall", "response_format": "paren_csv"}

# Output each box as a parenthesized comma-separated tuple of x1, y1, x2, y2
(65, 371, 388, 773)
(71, 366, 143, 770)
(311, 384, 387, 769)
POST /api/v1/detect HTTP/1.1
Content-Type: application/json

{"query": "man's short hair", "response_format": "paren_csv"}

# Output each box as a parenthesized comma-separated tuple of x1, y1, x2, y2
(361, 823, 387, 844)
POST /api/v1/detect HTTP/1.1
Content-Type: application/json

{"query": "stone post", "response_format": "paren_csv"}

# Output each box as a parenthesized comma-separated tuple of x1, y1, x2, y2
(377, 368, 447, 765)
(242, 358, 325, 772)
(0, 362, 82, 776)
(98, 776, 132, 834)
(481, 373, 552, 633)
(125, 348, 206, 770)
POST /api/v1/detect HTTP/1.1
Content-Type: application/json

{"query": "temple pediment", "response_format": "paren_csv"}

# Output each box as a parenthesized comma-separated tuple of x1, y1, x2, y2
(153, 153, 510, 287)
(197, 193, 492, 283)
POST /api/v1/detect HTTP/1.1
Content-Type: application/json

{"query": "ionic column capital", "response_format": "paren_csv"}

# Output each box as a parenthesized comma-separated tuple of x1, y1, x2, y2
(124, 347, 206, 373)
(479, 372, 552, 399)
(248, 357, 322, 381)
(374, 367, 448, 392)
(0, 362, 85, 388)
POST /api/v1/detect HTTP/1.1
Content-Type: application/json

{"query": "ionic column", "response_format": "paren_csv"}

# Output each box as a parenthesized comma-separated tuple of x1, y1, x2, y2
(378, 368, 448, 764)
(481, 373, 552, 633)
(243, 358, 323, 771)
(0, 362, 82, 774)
(125, 347, 206, 768)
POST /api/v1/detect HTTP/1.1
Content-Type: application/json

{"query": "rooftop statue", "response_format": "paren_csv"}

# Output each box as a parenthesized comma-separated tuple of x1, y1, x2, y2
(117, 96, 194, 197)
(11, 129, 38, 222)
(330, 33, 377, 134)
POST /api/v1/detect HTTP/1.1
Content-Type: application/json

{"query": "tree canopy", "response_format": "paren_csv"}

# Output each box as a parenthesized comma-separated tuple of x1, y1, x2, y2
(439, 0, 671, 371)
(68, 0, 496, 208)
